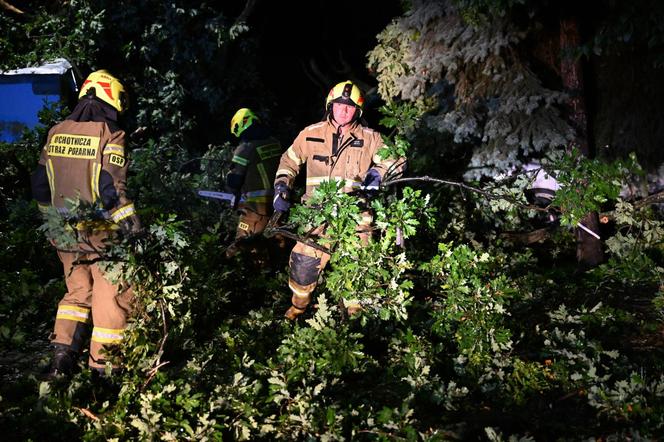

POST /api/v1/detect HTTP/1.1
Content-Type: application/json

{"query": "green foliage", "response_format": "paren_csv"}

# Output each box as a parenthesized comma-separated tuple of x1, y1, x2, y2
(551, 150, 642, 226)
(421, 243, 516, 369)
(2, 2, 664, 440)
(0, 1, 102, 69)
(288, 181, 434, 323)
(368, 0, 574, 180)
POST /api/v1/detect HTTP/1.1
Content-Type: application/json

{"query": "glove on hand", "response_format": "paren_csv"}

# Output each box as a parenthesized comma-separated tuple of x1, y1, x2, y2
(225, 173, 243, 210)
(362, 169, 381, 190)
(273, 183, 291, 213)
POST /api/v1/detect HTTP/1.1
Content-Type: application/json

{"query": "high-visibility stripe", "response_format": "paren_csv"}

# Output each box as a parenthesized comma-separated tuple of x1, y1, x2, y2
(245, 189, 272, 203)
(38, 203, 50, 213)
(90, 163, 96, 201)
(256, 143, 282, 160)
(245, 196, 270, 203)
(289, 281, 313, 297)
(56, 305, 91, 323)
(276, 168, 296, 177)
(245, 189, 273, 198)
(257, 163, 269, 189)
(91, 326, 124, 344)
(46, 160, 56, 205)
(103, 145, 125, 156)
(90, 163, 102, 202)
(286, 146, 303, 165)
(111, 203, 136, 223)
(232, 155, 249, 166)
(305, 176, 335, 186)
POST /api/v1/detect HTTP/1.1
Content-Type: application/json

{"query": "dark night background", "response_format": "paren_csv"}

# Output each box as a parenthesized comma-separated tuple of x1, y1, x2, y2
(221, 0, 404, 144)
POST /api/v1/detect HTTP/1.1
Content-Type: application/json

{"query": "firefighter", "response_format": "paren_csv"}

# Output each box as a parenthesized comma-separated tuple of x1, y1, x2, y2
(225, 108, 284, 259)
(273, 80, 405, 320)
(31, 70, 142, 378)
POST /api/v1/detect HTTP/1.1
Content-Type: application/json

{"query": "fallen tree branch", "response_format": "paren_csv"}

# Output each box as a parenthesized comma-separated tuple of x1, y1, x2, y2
(383, 176, 548, 211)
(500, 228, 553, 245)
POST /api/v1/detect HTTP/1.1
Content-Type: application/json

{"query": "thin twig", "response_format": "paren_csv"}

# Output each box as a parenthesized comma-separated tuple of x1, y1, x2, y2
(141, 300, 170, 391)
(383, 176, 548, 211)
(75, 407, 100, 421)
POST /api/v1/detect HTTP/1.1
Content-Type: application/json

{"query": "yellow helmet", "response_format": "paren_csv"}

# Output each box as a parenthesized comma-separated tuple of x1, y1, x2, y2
(230, 108, 259, 138)
(79, 70, 127, 113)
(325, 80, 364, 116)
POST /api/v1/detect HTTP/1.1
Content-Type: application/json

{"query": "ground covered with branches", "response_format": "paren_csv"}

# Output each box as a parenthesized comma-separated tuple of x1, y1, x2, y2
(2, 1, 664, 440)
(1, 108, 664, 440)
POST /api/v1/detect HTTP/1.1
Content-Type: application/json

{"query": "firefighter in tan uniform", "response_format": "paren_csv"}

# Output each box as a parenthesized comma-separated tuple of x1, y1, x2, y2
(273, 81, 405, 320)
(31, 70, 142, 377)
(225, 108, 283, 259)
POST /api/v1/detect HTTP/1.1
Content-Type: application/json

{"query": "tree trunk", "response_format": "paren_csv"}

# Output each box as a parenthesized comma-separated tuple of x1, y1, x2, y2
(560, 16, 605, 269)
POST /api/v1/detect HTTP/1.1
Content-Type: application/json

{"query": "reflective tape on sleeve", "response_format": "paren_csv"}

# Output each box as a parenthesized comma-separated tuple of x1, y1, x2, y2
(232, 155, 249, 166)
(276, 168, 296, 177)
(103, 144, 125, 156)
(286, 146, 303, 165)
(111, 203, 136, 223)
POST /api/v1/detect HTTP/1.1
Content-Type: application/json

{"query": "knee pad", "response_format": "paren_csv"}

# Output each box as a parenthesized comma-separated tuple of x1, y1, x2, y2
(289, 252, 320, 286)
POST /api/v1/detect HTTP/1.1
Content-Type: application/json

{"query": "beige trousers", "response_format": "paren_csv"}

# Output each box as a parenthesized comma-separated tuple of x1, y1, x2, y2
(52, 250, 133, 369)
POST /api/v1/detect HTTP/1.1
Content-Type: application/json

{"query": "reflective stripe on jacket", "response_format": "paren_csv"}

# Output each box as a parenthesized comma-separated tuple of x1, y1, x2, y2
(35, 119, 135, 228)
(274, 119, 403, 201)
(229, 136, 283, 207)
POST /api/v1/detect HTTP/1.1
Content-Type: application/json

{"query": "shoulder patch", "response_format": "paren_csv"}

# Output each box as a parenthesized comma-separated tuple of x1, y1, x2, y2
(109, 154, 126, 167)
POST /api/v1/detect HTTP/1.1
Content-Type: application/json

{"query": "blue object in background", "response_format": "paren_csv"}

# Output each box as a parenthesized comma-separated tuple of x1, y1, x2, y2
(0, 59, 78, 143)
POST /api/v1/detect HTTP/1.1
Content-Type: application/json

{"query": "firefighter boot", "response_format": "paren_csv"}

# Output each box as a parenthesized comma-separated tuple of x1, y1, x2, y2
(45, 344, 78, 379)
(285, 305, 306, 320)
(284, 284, 313, 320)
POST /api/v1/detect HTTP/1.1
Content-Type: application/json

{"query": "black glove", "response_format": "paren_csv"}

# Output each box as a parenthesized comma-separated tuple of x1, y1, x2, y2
(224, 186, 241, 210)
(362, 169, 381, 190)
(273, 182, 291, 213)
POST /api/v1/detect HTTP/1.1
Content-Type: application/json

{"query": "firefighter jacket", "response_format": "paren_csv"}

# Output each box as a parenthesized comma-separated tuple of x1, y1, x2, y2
(226, 136, 283, 210)
(31, 99, 137, 240)
(274, 119, 403, 200)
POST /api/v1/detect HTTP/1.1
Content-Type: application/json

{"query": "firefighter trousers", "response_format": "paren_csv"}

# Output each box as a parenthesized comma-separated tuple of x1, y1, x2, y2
(51, 250, 133, 370)
(287, 210, 373, 311)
